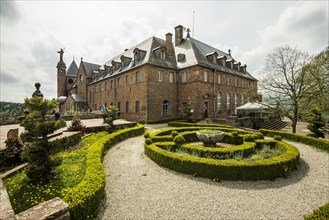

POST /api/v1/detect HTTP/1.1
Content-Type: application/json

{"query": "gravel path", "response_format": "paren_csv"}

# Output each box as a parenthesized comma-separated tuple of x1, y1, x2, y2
(97, 136, 329, 220)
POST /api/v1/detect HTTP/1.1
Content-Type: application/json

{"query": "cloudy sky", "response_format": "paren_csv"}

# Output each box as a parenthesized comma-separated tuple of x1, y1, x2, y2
(1, 1, 328, 103)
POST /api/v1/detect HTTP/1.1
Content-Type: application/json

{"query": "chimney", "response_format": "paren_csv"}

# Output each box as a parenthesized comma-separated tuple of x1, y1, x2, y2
(175, 25, 183, 46)
(165, 33, 173, 56)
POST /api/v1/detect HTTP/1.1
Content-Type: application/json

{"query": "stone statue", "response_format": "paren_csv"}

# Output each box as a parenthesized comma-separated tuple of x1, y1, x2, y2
(32, 82, 44, 98)
(57, 48, 64, 61)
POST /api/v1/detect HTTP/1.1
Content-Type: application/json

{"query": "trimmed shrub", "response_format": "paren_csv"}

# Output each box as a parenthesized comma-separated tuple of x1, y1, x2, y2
(63, 124, 144, 219)
(304, 202, 329, 220)
(171, 131, 179, 138)
(274, 135, 282, 141)
(144, 132, 150, 138)
(168, 120, 233, 128)
(145, 139, 300, 181)
(174, 135, 186, 145)
(260, 129, 329, 153)
(145, 138, 153, 145)
(68, 116, 86, 132)
(0, 136, 24, 171)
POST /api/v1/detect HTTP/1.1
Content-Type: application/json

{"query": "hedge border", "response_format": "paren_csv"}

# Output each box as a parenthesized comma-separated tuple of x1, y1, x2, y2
(168, 120, 233, 128)
(63, 124, 144, 219)
(260, 129, 329, 153)
(145, 127, 300, 181)
(304, 202, 329, 220)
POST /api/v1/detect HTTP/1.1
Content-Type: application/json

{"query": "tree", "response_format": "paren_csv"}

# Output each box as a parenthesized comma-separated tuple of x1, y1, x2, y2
(20, 96, 66, 183)
(104, 105, 118, 130)
(260, 45, 311, 133)
(307, 108, 325, 138)
(302, 46, 329, 120)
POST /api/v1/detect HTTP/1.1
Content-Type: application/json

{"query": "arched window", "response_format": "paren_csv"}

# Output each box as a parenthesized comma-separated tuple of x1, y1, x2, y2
(235, 93, 238, 114)
(162, 100, 169, 115)
(217, 92, 222, 113)
(227, 93, 231, 111)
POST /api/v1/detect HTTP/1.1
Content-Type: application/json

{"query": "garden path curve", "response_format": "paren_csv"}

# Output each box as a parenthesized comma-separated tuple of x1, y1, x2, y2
(97, 134, 329, 219)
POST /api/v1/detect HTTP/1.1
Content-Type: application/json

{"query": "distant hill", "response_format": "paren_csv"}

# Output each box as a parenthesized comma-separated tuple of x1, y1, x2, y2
(0, 101, 25, 116)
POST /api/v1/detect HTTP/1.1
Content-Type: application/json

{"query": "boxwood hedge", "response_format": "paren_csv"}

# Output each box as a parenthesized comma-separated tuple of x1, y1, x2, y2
(63, 124, 144, 219)
(304, 202, 329, 220)
(145, 139, 299, 181)
(145, 126, 300, 181)
(260, 129, 329, 153)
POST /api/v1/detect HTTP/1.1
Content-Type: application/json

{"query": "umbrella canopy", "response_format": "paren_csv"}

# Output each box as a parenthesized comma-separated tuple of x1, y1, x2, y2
(236, 102, 269, 110)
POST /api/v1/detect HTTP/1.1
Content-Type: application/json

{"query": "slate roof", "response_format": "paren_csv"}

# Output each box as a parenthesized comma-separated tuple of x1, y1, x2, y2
(82, 61, 101, 78)
(66, 60, 79, 77)
(90, 33, 257, 84)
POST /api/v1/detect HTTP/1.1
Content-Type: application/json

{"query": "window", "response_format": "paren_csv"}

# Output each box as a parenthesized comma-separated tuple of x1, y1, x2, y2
(136, 72, 141, 83)
(217, 93, 222, 113)
(158, 70, 163, 82)
(235, 93, 238, 110)
(126, 102, 129, 113)
(134, 52, 140, 63)
(169, 72, 174, 83)
(117, 78, 120, 87)
(68, 79, 73, 84)
(241, 94, 244, 104)
(218, 74, 221, 84)
(117, 102, 121, 112)
(126, 75, 129, 85)
(79, 74, 83, 82)
(111, 80, 113, 89)
(135, 101, 140, 113)
(227, 93, 231, 111)
(182, 101, 187, 113)
(235, 77, 238, 87)
(204, 71, 208, 82)
(162, 100, 169, 115)
(182, 72, 187, 83)
(227, 76, 230, 86)
(160, 51, 166, 60)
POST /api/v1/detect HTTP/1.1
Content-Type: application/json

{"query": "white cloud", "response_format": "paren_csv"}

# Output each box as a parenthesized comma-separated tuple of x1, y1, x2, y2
(0, 1, 328, 102)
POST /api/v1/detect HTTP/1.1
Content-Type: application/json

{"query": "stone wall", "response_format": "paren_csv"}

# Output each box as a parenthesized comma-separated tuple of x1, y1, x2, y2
(0, 178, 15, 220)
(15, 197, 69, 220)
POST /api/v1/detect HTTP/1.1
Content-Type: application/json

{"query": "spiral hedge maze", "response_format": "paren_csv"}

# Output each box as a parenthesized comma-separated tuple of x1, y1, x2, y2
(144, 125, 300, 181)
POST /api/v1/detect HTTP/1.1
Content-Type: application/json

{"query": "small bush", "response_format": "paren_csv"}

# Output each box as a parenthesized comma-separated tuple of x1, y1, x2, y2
(171, 131, 179, 138)
(274, 135, 282, 141)
(144, 132, 150, 138)
(145, 138, 153, 145)
(0, 136, 23, 170)
(174, 135, 186, 145)
(68, 116, 86, 132)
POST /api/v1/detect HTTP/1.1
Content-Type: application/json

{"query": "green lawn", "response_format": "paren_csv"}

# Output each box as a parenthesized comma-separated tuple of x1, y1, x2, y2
(4, 131, 108, 214)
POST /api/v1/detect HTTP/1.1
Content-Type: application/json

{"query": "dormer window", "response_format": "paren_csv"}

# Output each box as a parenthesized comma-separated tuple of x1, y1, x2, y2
(160, 50, 166, 60)
(218, 56, 227, 66)
(240, 64, 247, 74)
(177, 53, 185, 62)
(233, 62, 241, 71)
(111, 61, 121, 72)
(120, 55, 132, 70)
(226, 59, 234, 69)
(206, 52, 218, 64)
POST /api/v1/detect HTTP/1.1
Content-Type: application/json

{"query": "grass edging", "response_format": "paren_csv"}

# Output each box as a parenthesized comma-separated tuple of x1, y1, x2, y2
(62, 124, 144, 219)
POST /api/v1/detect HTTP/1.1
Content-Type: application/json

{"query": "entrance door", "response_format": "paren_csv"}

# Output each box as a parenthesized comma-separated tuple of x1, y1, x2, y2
(204, 102, 208, 118)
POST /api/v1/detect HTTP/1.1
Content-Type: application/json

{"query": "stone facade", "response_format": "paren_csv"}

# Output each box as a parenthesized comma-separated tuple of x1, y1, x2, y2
(57, 25, 257, 122)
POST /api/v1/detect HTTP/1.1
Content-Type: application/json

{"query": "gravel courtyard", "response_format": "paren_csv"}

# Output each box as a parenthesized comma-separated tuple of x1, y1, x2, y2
(97, 134, 329, 220)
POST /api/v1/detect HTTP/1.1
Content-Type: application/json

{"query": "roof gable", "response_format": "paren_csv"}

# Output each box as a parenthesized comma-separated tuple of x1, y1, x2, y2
(66, 60, 78, 77)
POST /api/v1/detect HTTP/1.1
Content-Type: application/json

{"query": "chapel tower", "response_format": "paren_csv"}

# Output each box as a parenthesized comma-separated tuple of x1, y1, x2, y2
(56, 48, 67, 97)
